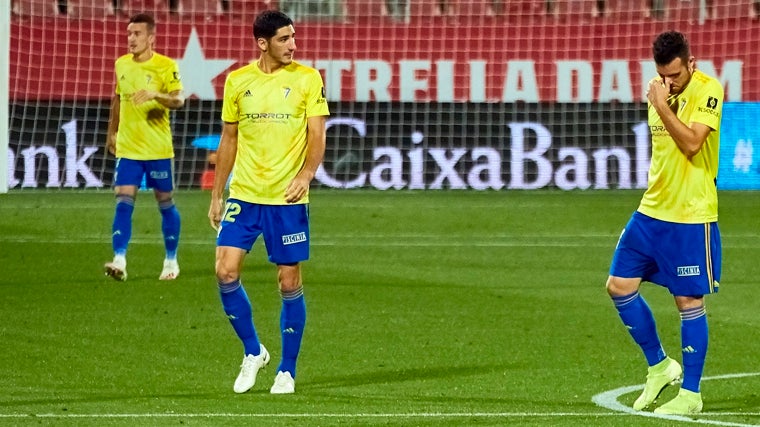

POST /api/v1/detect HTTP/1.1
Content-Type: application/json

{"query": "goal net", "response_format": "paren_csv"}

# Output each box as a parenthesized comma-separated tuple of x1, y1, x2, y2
(6, 0, 760, 192)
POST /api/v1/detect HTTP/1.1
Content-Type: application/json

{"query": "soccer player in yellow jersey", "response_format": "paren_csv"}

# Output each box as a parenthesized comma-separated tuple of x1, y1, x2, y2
(606, 31, 723, 415)
(207, 10, 329, 395)
(104, 13, 185, 282)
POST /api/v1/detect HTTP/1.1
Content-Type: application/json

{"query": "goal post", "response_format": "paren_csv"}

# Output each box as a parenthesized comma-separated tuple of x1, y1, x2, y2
(0, 0, 9, 194)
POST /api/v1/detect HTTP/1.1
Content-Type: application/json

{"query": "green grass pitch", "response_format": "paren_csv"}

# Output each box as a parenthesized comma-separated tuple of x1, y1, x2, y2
(1, 190, 758, 426)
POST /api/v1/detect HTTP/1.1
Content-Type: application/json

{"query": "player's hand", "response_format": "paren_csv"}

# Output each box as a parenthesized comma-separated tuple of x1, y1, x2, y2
(106, 134, 117, 156)
(647, 79, 670, 106)
(132, 89, 156, 105)
(208, 197, 224, 231)
(285, 175, 310, 203)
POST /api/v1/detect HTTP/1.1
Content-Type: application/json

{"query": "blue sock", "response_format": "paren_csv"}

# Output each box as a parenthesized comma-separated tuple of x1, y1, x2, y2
(218, 279, 261, 356)
(611, 291, 666, 366)
(278, 287, 306, 378)
(680, 305, 708, 393)
(112, 194, 134, 256)
(159, 199, 180, 260)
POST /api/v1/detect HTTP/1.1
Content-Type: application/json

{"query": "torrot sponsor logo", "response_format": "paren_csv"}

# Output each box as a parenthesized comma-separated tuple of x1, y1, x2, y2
(242, 113, 293, 121)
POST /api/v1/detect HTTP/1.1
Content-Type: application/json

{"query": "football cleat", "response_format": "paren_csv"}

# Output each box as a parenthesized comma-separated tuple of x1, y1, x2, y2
(270, 371, 296, 394)
(633, 357, 682, 410)
(104, 258, 127, 282)
(654, 388, 703, 414)
(233, 344, 270, 394)
(159, 259, 180, 280)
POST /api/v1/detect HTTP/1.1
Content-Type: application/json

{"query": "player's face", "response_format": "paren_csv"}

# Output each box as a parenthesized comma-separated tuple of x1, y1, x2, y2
(655, 56, 695, 95)
(264, 25, 296, 66)
(127, 23, 154, 58)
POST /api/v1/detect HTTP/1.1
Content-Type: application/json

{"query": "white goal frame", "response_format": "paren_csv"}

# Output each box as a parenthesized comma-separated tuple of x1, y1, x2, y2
(0, 1, 10, 194)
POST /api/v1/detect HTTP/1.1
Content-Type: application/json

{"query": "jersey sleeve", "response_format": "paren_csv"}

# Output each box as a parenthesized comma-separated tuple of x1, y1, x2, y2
(164, 60, 183, 93)
(305, 69, 330, 118)
(691, 78, 723, 130)
(221, 74, 240, 123)
(114, 59, 122, 95)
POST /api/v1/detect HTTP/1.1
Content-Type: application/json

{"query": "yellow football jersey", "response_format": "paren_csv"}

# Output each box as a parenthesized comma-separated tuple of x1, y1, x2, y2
(114, 52, 182, 160)
(638, 70, 723, 224)
(221, 60, 329, 205)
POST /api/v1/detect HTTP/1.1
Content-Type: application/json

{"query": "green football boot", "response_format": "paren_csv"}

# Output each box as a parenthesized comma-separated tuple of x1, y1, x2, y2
(654, 388, 703, 415)
(632, 357, 682, 410)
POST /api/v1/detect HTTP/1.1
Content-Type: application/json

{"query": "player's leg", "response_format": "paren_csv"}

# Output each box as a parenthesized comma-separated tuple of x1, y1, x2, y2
(146, 159, 181, 280)
(607, 276, 668, 366)
(652, 295, 706, 414)
(675, 296, 708, 395)
(262, 204, 310, 394)
(271, 263, 304, 394)
(654, 222, 720, 414)
(105, 158, 142, 281)
(607, 213, 679, 410)
(155, 188, 181, 280)
(216, 200, 268, 393)
(608, 276, 682, 410)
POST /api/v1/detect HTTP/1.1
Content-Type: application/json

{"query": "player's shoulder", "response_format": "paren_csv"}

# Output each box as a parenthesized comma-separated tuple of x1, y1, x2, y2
(115, 54, 133, 66)
(693, 70, 723, 91)
(228, 62, 256, 78)
(686, 70, 723, 106)
(288, 60, 320, 76)
(150, 52, 179, 67)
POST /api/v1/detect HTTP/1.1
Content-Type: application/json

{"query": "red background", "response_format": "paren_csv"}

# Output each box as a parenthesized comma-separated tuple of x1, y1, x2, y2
(11, 15, 760, 101)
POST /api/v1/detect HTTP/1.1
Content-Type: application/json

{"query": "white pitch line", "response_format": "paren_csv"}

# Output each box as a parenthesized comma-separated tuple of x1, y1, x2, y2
(0, 412, 652, 419)
(592, 372, 760, 427)
(1, 411, 759, 420)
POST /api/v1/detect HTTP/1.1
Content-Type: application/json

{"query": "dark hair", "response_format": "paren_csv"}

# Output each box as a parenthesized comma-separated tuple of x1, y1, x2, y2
(253, 10, 293, 39)
(129, 13, 155, 32)
(652, 31, 690, 66)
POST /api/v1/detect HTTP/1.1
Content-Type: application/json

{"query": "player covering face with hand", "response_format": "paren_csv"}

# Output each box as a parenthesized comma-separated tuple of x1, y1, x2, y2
(605, 31, 723, 415)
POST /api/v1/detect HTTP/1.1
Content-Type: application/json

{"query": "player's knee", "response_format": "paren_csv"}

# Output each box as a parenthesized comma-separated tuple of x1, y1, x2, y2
(159, 196, 173, 204)
(157, 196, 174, 208)
(215, 260, 240, 283)
(277, 264, 301, 291)
(606, 276, 638, 297)
(215, 269, 238, 284)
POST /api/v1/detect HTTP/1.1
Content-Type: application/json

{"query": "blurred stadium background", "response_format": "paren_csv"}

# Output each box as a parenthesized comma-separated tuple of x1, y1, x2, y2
(4, 0, 760, 192)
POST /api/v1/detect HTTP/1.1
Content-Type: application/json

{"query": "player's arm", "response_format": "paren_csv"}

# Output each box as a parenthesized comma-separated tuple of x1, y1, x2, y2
(208, 121, 239, 230)
(285, 115, 327, 203)
(653, 102, 712, 158)
(106, 94, 120, 156)
(647, 79, 712, 158)
(132, 89, 185, 110)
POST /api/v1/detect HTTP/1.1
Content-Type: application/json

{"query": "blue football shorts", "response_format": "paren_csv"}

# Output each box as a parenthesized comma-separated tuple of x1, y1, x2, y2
(216, 199, 310, 265)
(114, 158, 175, 192)
(609, 211, 721, 296)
